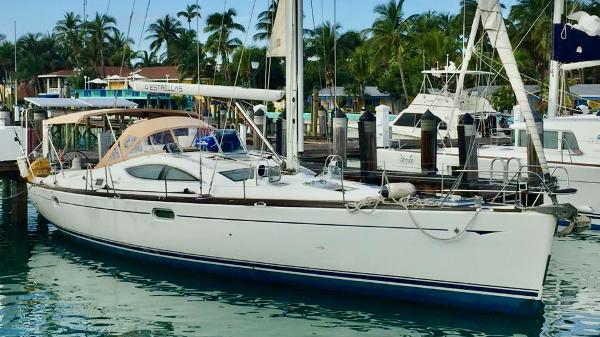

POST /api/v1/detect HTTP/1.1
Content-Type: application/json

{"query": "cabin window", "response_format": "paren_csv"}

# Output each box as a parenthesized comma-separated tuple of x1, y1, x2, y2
(127, 164, 198, 181)
(543, 131, 559, 150)
(163, 167, 197, 181)
(126, 164, 164, 180)
(394, 113, 422, 127)
(517, 130, 527, 147)
(562, 132, 583, 155)
(219, 168, 254, 182)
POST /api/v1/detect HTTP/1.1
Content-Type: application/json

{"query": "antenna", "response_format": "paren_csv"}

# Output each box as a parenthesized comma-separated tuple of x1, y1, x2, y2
(14, 21, 18, 123)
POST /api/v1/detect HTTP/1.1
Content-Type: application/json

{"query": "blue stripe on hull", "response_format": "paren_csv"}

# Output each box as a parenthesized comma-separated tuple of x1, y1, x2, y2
(58, 228, 543, 317)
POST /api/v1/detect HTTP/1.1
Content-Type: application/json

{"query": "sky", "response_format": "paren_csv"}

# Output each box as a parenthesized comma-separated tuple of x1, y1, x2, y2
(0, 0, 518, 52)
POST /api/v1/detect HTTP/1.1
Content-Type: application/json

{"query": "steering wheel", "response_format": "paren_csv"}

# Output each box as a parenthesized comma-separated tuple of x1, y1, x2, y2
(60, 150, 90, 168)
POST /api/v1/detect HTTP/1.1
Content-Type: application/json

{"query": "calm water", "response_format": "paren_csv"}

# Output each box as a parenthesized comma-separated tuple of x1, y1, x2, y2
(1, 198, 599, 337)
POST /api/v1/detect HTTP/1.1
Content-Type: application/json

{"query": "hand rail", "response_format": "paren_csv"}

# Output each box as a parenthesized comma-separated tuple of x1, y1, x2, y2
(323, 154, 346, 203)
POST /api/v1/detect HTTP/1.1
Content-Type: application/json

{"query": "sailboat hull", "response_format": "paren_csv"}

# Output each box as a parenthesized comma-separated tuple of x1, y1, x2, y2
(29, 185, 555, 316)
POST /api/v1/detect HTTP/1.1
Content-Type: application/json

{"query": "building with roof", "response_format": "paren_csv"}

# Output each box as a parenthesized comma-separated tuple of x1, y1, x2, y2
(37, 66, 197, 110)
(570, 84, 600, 107)
(314, 86, 400, 112)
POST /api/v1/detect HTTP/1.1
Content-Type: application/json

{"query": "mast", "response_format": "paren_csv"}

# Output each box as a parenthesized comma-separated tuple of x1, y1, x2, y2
(284, 0, 302, 171)
(547, 0, 563, 118)
(477, 0, 550, 176)
(14, 21, 18, 123)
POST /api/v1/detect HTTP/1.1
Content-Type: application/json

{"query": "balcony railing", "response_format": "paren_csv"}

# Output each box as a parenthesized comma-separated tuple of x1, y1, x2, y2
(71, 89, 171, 99)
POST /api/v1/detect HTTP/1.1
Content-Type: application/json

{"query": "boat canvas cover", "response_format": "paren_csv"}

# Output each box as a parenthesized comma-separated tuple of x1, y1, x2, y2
(96, 116, 211, 168)
(44, 108, 197, 125)
(553, 12, 600, 63)
(25, 97, 137, 109)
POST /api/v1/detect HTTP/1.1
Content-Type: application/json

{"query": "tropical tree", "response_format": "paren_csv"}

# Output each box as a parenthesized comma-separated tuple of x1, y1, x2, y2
(204, 8, 245, 82)
(107, 30, 135, 67)
(231, 46, 264, 86)
(366, 0, 410, 106)
(146, 14, 184, 62)
(84, 13, 118, 75)
(135, 50, 160, 68)
(54, 11, 82, 67)
(347, 44, 372, 109)
(177, 4, 201, 30)
(254, 0, 278, 41)
(508, 0, 558, 85)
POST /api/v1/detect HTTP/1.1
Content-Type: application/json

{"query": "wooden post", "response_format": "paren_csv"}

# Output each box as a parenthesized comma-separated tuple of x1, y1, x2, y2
(358, 108, 377, 178)
(526, 111, 544, 206)
(333, 109, 348, 167)
(420, 110, 437, 175)
(275, 110, 287, 156)
(311, 87, 318, 136)
(253, 107, 266, 151)
(457, 113, 478, 188)
(10, 178, 28, 226)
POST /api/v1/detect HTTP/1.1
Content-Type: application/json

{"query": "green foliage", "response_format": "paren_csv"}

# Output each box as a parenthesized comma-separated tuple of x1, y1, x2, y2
(1, 0, 599, 105)
(491, 86, 515, 112)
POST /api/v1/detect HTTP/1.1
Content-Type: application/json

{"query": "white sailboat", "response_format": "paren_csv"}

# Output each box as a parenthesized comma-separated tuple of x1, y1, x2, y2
(26, 0, 578, 315)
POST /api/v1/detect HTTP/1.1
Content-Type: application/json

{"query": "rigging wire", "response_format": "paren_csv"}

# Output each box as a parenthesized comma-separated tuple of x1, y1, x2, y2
(226, 0, 258, 124)
(119, 0, 136, 77)
(212, 0, 228, 84)
(136, 0, 151, 58)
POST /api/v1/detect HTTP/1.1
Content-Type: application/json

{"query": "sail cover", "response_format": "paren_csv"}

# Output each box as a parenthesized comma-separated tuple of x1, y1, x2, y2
(553, 11, 600, 63)
(268, 0, 286, 57)
(129, 81, 284, 101)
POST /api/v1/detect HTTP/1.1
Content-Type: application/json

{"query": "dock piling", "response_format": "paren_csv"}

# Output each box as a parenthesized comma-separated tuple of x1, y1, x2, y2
(358, 108, 377, 178)
(457, 114, 479, 188)
(333, 109, 348, 166)
(420, 110, 437, 175)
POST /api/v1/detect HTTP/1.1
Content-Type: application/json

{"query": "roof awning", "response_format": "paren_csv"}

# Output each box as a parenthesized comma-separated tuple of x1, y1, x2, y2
(43, 108, 198, 125)
(24, 97, 89, 108)
(25, 97, 138, 109)
(88, 78, 108, 84)
(78, 98, 138, 108)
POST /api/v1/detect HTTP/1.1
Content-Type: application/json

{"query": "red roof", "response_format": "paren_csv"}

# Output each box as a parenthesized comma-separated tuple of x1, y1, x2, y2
(38, 69, 75, 78)
(135, 66, 188, 80)
(99, 66, 132, 77)
(38, 66, 188, 80)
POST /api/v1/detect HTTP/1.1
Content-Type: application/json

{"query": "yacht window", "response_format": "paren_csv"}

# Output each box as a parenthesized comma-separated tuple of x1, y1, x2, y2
(543, 131, 559, 150)
(163, 167, 197, 181)
(562, 132, 583, 155)
(517, 130, 527, 147)
(219, 168, 254, 182)
(126, 164, 164, 180)
(394, 113, 422, 127)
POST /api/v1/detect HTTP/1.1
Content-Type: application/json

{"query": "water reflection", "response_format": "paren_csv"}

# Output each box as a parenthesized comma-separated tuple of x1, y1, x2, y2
(1, 200, 599, 336)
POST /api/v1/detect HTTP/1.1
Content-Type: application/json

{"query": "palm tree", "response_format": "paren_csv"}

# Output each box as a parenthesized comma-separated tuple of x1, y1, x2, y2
(84, 13, 118, 75)
(54, 12, 82, 67)
(366, 0, 410, 106)
(177, 4, 201, 30)
(107, 30, 135, 67)
(204, 8, 245, 82)
(508, 0, 557, 85)
(347, 45, 372, 109)
(408, 11, 460, 67)
(305, 22, 340, 93)
(254, 0, 278, 41)
(231, 46, 264, 86)
(146, 15, 184, 62)
(135, 50, 159, 68)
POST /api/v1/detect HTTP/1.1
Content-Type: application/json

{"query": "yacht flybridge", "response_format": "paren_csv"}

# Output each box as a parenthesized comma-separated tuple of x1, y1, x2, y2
(24, 0, 581, 315)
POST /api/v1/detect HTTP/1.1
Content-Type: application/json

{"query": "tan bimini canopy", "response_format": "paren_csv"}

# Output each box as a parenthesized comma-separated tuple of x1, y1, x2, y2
(44, 108, 198, 126)
(96, 116, 212, 168)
